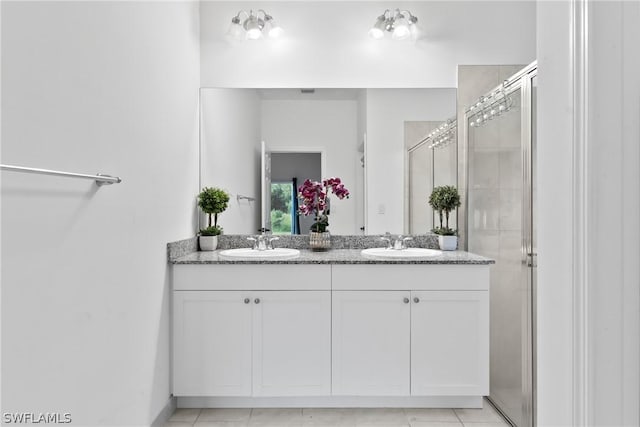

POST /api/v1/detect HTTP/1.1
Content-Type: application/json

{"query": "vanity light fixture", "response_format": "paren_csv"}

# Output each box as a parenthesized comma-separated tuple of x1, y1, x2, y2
(468, 83, 514, 128)
(227, 9, 283, 41)
(426, 118, 457, 150)
(368, 9, 419, 41)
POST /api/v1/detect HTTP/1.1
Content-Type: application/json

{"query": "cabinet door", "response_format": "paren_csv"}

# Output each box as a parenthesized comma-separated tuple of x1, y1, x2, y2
(173, 291, 252, 396)
(332, 291, 411, 396)
(252, 291, 331, 396)
(411, 290, 489, 396)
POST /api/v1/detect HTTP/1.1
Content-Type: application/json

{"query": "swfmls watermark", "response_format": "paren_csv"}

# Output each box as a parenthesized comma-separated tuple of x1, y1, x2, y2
(2, 412, 72, 424)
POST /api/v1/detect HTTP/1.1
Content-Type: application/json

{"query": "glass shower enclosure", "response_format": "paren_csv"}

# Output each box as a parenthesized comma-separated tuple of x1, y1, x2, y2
(464, 62, 537, 427)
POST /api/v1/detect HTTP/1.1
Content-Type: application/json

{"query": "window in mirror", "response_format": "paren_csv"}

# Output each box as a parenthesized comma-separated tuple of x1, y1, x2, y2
(270, 182, 296, 234)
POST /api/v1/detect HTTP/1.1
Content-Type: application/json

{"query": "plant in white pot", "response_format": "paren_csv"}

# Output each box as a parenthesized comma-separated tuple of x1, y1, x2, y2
(197, 186, 230, 251)
(429, 185, 461, 251)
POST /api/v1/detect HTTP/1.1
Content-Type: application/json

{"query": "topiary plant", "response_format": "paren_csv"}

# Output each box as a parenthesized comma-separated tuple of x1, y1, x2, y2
(428, 185, 461, 236)
(198, 187, 230, 235)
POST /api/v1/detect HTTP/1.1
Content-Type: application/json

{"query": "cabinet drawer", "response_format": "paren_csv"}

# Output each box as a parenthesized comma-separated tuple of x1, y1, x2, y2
(332, 264, 489, 291)
(173, 264, 331, 291)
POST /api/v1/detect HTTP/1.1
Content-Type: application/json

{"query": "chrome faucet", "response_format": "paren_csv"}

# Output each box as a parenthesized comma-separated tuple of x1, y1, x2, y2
(247, 233, 279, 251)
(393, 235, 413, 250)
(380, 233, 412, 250)
(380, 232, 392, 249)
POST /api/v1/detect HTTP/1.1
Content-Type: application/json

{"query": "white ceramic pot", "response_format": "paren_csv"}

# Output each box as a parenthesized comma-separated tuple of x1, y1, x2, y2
(199, 235, 218, 251)
(438, 235, 458, 251)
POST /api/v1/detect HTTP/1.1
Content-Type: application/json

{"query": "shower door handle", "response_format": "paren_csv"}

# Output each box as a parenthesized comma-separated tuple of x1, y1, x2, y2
(526, 252, 537, 268)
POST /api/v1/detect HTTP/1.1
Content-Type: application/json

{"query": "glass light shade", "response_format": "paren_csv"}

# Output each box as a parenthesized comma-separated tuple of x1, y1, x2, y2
(410, 23, 421, 41)
(391, 17, 411, 40)
(368, 27, 385, 39)
(226, 20, 245, 40)
(264, 17, 283, 39)
(244, 15, 263, 40)
(369, 16, 387, 39)
(268, 25, 283, 38)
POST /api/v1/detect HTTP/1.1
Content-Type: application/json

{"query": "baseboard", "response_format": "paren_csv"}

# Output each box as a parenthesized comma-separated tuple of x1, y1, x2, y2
(151, 395, 177, 427)
(177, 395, 483, 409)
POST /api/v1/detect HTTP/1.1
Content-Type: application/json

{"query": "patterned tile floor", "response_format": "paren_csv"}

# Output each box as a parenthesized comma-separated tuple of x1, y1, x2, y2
(165, 399, 510, 427)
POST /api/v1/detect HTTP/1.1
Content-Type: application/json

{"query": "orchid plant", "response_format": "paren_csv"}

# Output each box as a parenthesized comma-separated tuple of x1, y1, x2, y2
(298, 177, 350, 232)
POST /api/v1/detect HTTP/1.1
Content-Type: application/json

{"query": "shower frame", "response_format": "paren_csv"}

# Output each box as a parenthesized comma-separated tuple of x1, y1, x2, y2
(462, 60, 537, 427)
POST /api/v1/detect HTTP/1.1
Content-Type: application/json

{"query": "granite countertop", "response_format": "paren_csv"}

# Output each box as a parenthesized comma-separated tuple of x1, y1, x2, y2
(171, 248, 493, 265)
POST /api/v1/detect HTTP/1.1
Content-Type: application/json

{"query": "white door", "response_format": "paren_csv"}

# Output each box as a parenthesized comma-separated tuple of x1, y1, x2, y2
(173, 291, 252, 396)
(252, 291, 331, 396)
(410, 290, 489, 396)
(261, 140, 271, 232)
(332, 291, 411, 396)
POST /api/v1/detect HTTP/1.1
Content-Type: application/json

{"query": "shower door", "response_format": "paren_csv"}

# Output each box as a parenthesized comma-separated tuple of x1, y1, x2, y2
(465, 63, 537, 427)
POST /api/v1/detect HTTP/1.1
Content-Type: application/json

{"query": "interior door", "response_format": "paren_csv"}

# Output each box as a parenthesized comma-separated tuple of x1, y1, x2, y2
(261, 140, 271, 232)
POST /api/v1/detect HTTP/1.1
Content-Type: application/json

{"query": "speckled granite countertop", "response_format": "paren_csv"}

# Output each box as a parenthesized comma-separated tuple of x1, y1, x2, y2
(169, 235, 493, 265)
(172, 249, 492, 265)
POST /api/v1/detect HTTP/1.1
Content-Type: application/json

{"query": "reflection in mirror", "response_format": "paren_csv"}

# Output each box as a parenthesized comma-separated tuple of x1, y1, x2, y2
(200, 88, 456, 235)
(406, 117, 458, 234)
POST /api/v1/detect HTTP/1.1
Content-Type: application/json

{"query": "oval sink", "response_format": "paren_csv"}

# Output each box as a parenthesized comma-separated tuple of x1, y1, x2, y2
(361, 247, 442, 259)
(218, 248, 301, 260)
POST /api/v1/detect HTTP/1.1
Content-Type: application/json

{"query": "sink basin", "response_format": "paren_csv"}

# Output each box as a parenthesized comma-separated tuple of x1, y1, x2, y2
(218, 248, 301, 260)
(361, 247, 442, 259)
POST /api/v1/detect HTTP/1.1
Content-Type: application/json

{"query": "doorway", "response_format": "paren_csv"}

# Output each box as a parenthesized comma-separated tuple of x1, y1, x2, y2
(269, 152, 322, 234)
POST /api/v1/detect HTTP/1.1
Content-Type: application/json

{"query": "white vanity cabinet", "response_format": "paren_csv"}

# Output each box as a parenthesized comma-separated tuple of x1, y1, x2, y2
(173, 290, 252, 396)
(331, 265, 490, 398)
(172, 261, 490, 406)
(332, 290, 411, 395)
(172, 265, 332, 397)
(410, 290, 489, 396)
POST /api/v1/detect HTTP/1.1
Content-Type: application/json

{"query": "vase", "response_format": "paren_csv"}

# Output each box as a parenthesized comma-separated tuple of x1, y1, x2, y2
(309, 231, 331, 251)
(438, 235, 457, 251)
(199, 235, 218, 251)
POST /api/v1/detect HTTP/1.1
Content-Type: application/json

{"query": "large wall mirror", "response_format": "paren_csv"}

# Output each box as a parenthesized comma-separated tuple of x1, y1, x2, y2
(200, 88, 456, 235)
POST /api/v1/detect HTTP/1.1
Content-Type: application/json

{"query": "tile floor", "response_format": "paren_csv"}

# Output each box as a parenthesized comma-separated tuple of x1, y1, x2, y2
(164, 399, 510, 427)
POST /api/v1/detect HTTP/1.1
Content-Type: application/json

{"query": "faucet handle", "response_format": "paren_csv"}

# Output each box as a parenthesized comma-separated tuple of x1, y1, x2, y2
(380, 235, 392, 249)
(267, 236, 279, 250)
(246, 236, 258, 250)
(402, 236, 413, 249)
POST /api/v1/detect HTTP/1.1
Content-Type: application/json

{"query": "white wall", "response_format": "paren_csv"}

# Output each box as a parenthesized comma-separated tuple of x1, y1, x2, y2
(365, 88, 456, 234)
(536, 0, 640, 425)
(200, 1, 536, 88)
(200, 88, 261, 234)
(1, 2, 200, 426)
(261, 99, 358, 234)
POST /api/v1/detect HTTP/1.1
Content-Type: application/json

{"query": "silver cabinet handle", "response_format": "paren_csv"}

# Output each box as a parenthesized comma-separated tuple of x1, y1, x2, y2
(413, 297, 420, 303)
(244, 298, 250, 304)
(254, 298, 261, 304)
(403, 297, 410, 304)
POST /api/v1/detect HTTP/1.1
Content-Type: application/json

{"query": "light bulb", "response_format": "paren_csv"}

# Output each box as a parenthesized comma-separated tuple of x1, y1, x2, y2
(244, 14, 264, 40)
(368, 27, 385, 39)
(268, 24, 283, 38)
(264, 16, 283, 39)
(392, 23, 411, 40)
(369, 15, 387, 39)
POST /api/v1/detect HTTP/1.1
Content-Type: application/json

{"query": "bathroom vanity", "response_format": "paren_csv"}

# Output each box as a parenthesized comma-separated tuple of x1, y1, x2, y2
(169, 239, 493, 408)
